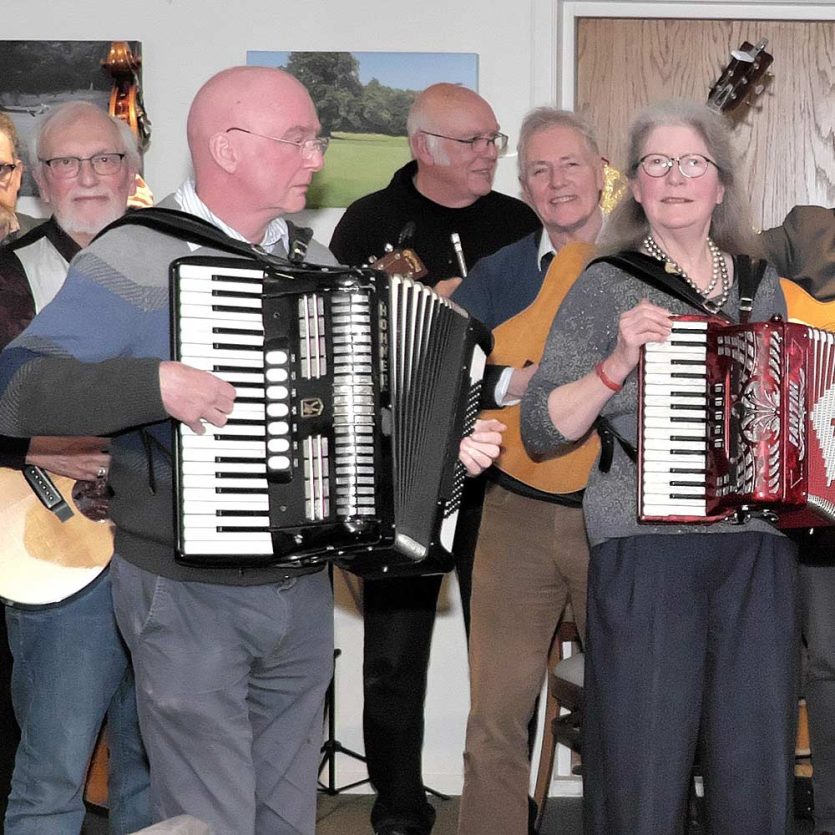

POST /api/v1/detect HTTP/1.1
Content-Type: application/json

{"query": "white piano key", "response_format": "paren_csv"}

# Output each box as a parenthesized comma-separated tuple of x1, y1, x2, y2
(181, 423, 265, 437)
(640, 459, 706, 472)
(644, 403, 708, 415)
(641, 473, 706, 487)
(181, 490, 269, 508)
(643, 372, 706, 387)
(669, 320, 709, 331)
(643, 438, 706, 452)
(182, 475, 269, 489)
(643, 391, 707, 404)
(642, 483, 705, 496)
(642, 502, 707, 516)
(181, 446, 266, 460)
(178, 277, 263, 295)
(643, 417, 706, 430)
(182, 461, 266, 475)
(642, 455, 707, 470)
(183, 515, 270, 528)
(179, 290, 262, 310)
(180, 436, 266, 452)
(178, 355, 264, 372)
(180, 345, 263, 362)
(178, 304, 262, 323)
(181, 535, 274, 553)
(642, 426, 706, 439)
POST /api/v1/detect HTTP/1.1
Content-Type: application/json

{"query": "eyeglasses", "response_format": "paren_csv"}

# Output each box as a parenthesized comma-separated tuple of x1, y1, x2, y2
(226, 127, 329, 159)
(638, 153, 717, 179)
(420, 130, 509, 154)
(40, 154, 126, 179)
(0, 162, 19, 183)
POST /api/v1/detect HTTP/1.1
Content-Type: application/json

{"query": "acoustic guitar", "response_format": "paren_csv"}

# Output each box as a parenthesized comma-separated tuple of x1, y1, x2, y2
(781, 279, 835, 330)
(479, 243, 599, 494)
(0, 467, 113, 607)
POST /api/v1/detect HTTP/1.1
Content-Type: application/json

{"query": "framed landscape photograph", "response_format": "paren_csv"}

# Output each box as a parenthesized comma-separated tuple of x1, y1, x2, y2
(247, 50, 478, 208)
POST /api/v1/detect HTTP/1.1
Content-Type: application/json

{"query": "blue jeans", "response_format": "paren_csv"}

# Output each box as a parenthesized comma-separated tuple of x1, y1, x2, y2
(4, 570, 150, 835)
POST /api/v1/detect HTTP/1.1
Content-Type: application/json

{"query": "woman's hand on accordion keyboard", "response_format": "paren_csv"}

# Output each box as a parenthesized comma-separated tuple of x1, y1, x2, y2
(458, 418, 506, 476)
(159, 361, 236, 434)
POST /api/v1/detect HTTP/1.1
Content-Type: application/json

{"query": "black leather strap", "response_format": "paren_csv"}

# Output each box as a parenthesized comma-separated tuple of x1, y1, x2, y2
(96, 207, 312, 272)
(590, 251, 734, 321)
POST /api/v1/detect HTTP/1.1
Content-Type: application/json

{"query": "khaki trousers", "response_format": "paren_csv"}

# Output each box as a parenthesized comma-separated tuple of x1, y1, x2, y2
(458, 483, 589, 835)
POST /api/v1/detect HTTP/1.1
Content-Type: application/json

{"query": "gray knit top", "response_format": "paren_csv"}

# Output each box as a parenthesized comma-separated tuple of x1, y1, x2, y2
(520, 257, 787, 547)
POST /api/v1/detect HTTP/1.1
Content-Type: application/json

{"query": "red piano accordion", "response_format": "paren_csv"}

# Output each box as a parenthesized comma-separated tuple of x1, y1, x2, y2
(638, 314, 835, 526)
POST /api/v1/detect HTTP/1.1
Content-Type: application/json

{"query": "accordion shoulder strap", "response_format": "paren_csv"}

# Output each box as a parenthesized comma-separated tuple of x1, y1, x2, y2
(95, 207, 313, 267)
(591, 251, 734, 321)
(734, 254, 768, 323)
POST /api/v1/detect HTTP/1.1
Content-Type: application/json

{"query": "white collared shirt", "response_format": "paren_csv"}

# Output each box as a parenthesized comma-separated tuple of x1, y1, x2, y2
(174, 178, 290, 254)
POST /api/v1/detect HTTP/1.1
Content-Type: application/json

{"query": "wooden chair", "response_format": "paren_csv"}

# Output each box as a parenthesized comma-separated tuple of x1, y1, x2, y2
(532, 621, 582, 831)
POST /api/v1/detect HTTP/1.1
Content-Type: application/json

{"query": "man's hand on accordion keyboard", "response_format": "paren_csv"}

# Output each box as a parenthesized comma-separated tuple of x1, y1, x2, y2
(458, 418, 506, 476)
(159, 361, 236, 434)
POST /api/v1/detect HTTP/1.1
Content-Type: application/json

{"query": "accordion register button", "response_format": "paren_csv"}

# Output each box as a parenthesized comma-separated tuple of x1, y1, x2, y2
(268, 455, 291, 471)
(268, 421, 290, 435)
(266, 367, 289, 382)
(267, 385, 289, 399)
(265, 350, 288, 365)
(268, 438, 290, 453)
(267, 403, 290, 417)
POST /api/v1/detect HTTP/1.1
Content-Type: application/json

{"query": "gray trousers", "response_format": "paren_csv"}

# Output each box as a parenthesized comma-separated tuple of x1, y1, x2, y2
(110, 555, 333, 835)
(583, 532, 798, 835)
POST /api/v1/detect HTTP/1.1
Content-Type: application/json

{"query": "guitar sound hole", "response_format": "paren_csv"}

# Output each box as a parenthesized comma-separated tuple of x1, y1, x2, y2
(72, 480, 113, 522)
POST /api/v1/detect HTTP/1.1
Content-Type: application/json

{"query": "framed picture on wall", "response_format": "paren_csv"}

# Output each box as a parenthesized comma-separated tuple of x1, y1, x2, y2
(0, 40, 148, 196)
(247, 50, 478, 208)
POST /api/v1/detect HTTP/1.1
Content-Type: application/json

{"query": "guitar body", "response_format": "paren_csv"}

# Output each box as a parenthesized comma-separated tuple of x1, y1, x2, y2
(0, 470, 114, 606)
(480, 242, 600, 494)
(782, 278, 835, 329)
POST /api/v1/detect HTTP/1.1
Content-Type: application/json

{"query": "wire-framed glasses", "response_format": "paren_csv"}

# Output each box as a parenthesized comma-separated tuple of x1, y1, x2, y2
(40, 154, 126, 179)
(226, 127, 329, 159)
(638, 153, 717, 179)
(420, 130, 509, 154)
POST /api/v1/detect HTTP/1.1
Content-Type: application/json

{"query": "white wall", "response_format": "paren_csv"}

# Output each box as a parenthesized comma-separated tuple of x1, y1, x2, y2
(6, 0, 835, 795)
(4, 0, 544, 794)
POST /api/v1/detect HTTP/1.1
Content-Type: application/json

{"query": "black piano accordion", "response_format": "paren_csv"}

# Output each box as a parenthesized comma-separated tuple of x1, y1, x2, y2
(170, 256, 491, 576)
(639, 314, 835, 526)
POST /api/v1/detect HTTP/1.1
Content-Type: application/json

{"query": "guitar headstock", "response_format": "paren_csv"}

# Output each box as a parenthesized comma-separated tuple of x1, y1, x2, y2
(369, 247, 428, 280)
(707, 39, 773, 117)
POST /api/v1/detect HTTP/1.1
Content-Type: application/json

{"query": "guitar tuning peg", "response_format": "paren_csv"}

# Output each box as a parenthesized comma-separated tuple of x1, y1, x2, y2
(383, 243, 394, 253)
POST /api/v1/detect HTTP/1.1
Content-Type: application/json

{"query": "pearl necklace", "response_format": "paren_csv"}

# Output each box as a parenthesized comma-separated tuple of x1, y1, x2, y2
(643, 234, 731, 310)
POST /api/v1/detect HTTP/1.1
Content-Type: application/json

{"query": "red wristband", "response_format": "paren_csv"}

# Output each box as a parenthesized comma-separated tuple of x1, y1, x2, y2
(594, 361, 622, 393)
